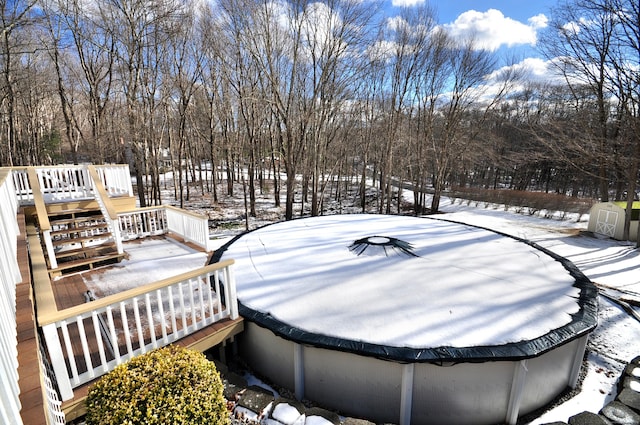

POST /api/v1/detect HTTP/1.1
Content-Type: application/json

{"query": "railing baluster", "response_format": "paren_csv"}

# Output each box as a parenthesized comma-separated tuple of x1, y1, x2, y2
(197, 276, 206, 324)
(228, 266, 238, 319)
(120, 302, 133, 360)
(213, 270, 223, 317)
(132, 297, 145, 353)
(76, 317, 94, 379)
(179, 282, 187, 335)
(168, 285, 178, 335)
(145, 293, 157, 348)
(91, 312, 108, 373)
(188, 278, 197, 330)
(59, 321, 80, 385)
(157, 289, 168, 344)
(206, 272, 216, 322)
(106, 306, 121, 363)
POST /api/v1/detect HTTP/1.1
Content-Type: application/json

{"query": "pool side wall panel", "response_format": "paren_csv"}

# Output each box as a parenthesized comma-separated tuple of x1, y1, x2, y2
(303, 344, 403, 423)
(239, 323, 588, 425)
(239, 323, 296, 390)
(519, 336, 585, 413)
(412, 359, 512, 424)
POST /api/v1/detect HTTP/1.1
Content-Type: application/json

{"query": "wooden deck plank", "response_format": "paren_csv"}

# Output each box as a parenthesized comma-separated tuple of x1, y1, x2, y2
(51, 272, 92, 310)
(16, 211, 48, 425)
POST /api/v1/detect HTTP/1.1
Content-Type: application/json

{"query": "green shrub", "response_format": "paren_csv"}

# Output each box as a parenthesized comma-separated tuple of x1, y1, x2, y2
(85, 345, 229, 425)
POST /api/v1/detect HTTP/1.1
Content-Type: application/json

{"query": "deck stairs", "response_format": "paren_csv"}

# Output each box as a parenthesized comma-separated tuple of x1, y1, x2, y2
(41, 202, 124, 276)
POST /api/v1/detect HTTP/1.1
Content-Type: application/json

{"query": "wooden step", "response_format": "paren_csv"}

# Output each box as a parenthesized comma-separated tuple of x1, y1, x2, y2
(55, 242, 118, 260)
(47, 208, 103, 221)
(50, 215, 105, 227)
(46, 206, 101, 216)
(49, 253, 125, 277)
(50, 223, 110, 237)
(52, 233, 112, 247)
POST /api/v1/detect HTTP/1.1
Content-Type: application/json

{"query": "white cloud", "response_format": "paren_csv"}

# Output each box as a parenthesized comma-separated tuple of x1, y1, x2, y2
(391, 0, 425, 7)
(441, 9, 547, 51)
(528, 13, 548, 29)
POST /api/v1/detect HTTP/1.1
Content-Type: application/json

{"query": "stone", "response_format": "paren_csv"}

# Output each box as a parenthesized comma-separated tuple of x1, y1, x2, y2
(263, 398, 306, 425)
(305, 407, 341, 425)
(618, 364, 640, 393)
(568, 411, 612, 425)
(618, 387, 640, 413)
(600, 400, 640, 424)
(222, 370, 249, 401)
(234, 385, 276, 420)
(341, 418, 376, 425)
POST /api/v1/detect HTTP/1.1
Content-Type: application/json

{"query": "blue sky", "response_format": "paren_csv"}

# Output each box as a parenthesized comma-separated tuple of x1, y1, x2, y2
(427, 0, 557, 23)
(389, 0, 558, 56)
(386, 0, 564, 85)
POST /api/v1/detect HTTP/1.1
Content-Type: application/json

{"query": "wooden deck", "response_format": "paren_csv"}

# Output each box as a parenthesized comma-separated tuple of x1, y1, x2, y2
(16, 212, 244, 424)
(16, 212, 48, 425)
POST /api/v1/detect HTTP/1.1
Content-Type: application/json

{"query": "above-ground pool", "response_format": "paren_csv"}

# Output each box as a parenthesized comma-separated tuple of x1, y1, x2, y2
(213, 214, 597, 425)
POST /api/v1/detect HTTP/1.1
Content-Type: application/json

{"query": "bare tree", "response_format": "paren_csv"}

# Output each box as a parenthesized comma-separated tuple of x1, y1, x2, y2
(165, 1, 202, 208)
(540, 0, 639, 242)
(56, 0, 116, 163)
(607, 0, 640, 243)
(408, 16, 450, 214)
(99, 0, 180, 207)
(540, 0, 620, 202)
(0, 0, 38, 165)
(376, 8, 431, 214)
(429, 39, 520, 212)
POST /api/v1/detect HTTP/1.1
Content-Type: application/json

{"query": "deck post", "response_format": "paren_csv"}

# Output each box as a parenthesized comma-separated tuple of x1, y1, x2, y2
(41, 323, 74, 401)
(399, 363, 414, 425)
(42, 230, 58, 270)
(226, 266, 239, 320)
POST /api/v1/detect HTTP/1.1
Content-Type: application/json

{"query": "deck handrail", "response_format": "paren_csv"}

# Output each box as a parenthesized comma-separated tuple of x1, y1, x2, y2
(37, 260, 235, 326)
(26, 168, 58, 269)
(117, 205, 212, 251)
(87, 165, 123, 254)
(4, 165, 132, 205)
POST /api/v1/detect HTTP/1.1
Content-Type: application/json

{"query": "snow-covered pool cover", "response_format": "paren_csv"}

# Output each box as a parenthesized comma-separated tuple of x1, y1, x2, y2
(215, 215, 597, 362)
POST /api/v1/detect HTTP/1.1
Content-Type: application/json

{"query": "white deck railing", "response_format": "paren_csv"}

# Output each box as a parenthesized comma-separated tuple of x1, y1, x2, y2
(40, 260, 238, 402)
(8, 164, 133, 204)
(0, 170, 24, 425)
(118, 205, 211, 251)
(93, 165, 134, 198)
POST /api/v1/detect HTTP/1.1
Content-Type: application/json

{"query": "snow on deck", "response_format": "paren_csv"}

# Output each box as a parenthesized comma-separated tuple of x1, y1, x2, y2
(219, 214, 581, 349)
(82, 237, 208, 297)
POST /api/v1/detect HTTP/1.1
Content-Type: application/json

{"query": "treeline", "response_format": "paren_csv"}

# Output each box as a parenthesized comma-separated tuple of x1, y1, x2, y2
(1, 0, 638, 227)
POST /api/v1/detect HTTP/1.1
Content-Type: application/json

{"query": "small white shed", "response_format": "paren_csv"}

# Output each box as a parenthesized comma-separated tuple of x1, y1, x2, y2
(588, 202, 639, 241)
